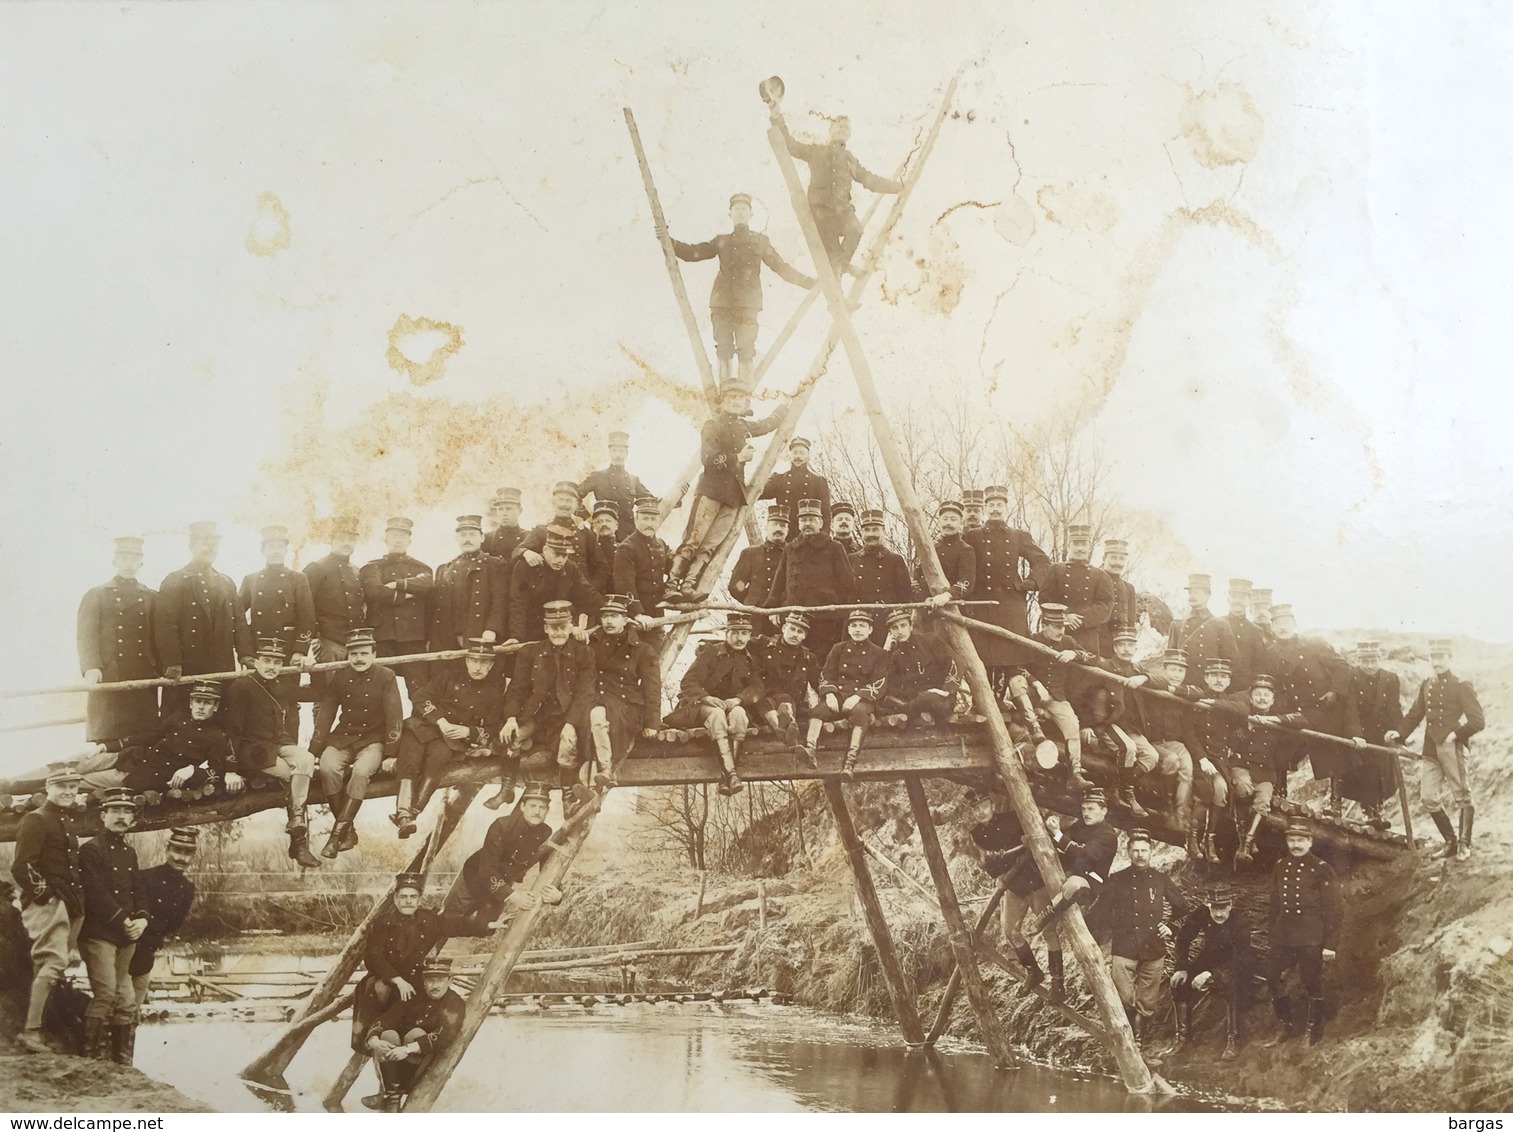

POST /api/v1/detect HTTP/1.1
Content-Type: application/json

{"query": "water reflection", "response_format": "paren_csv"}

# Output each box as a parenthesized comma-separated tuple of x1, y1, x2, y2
(136, 1006, 1238, 1113)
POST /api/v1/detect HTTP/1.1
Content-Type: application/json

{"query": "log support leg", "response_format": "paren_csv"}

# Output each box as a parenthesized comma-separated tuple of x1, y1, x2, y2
(321, 1050, 368, 1112)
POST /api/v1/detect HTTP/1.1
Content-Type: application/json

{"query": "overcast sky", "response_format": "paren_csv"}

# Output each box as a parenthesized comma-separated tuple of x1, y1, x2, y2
(1, 1, 1509, 766)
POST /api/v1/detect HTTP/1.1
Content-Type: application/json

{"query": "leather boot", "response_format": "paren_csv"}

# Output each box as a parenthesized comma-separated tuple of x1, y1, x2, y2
(1118, 766, 1149, 818)
(391, 780, 415, 832)
(1024, 894, 1070, 938)
(715, 736, 740, 795)
(1047, 949, 1065, 1004)
(1266, 996, 1300, 1046)
(1324, 779, 1343, 818)
(777, 702, 798, 748)
(484, 763, 519, 811)
(841, 746, 860, 781)
(289, 828, 322, 869)
(1236, 810, 1262, 862)
(1170, 999, 1191, 1051)
(1014, 943, 1044, 992)
(1307, 997, 1327, 1045)
(337, 798, 361, 851)
(111, 1022, 136, 1066)
(1457, 807, 1474, 862)
(1429, 810, 1459, 859)
(84, 1015, 110, 1059)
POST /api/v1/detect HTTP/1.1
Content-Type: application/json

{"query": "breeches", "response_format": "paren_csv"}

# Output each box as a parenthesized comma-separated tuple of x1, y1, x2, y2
(395, 732, 457, 783)
(1153, 740, 1194, 783)
(711, 307, 759, 362)
(81, 938, 138, 1024)
(259, 744, 316, 780)
(1111, 955, 1165, 1017)
(1193, 766, 1230, 807)
(1109, 726, 1160, 772)
(1230, 767, 1275, 814)
(693, 702, 750, 741)
(812, 206, 863, 266)
(883, 690, 953, 719)
(1420, 737, 1472, 812)
(21, 899, 80, 983)
(1000, 886, 1059, 950)
(676, 495, 740, 562)
(318, 742, 384, 801)
(813, 697, 875, 728)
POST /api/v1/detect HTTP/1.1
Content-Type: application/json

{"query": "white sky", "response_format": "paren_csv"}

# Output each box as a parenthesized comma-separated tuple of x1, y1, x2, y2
(1, 1, 1510, 768)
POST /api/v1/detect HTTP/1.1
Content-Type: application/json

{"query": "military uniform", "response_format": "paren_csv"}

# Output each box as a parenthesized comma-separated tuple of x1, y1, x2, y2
(79, 824, 148, 1034)
(128, 861, 195, 996)
(223, 670, 303, 771)
(1268, 634, 1361, 785)
(814, 636, 889, 728)
(578, 466, 652, 526)
(666, 639, 765, 728)
(1041, 561, 1115, 656)
(1172, 899, 1254, 1048)
(394, 664, 509, 790)
(503, 636, 597, 778)
(589, 625, 662, 769)
(1268, 843, 1341, 1038)
(483, 522, 525, 561)
(12, 797, 84, 1039)
(1102, 861, 1189, 1020)
(433, 550, 509, 647)
(1225, 613, 1269, 690)
(305, 554, 366, 661)
(77, 577, 161, 742)
(760, 465, 832, 530)
(360, 551, 434, 689)
(673, 221, 813, 370)
(1099, 571, 1140, 658)
(313, 662, 404, 806)
(881, 632, 954, 723)
(849, 543, 912, 643)
(1400, 667, 1484, 820)
(932, 531, 976, 600)
(1344, 661, 1405, 809)
(156, 562, 249, 711)
(777, 121, 902, 268)
(757, 636, 818, 716)
(764, 532, 857, 659)
(442, 808, 554, 935)
(363, 985, 467, 1103)
(506, 557, 601, 643)
(962, 519, 1050, 671)
(729, 539, 784, 631)
(95, 709, 235, 795)
(240, 566, 317, 660)
(614, 528, 672, 619)
(352, 905, 448, 1051)
(1170, 610, 1238, 687)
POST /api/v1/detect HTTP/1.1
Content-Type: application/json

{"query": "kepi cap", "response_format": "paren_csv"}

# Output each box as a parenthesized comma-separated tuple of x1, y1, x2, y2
(783, 611, 811, 631)
(455, 514, 484, 533)
(45, 761, 82, 786)
(797, 499, 823, 518)
(260, 525, 289, 545)
(552, 480, 580, 498)
(519, 782, 552, 804)
(1285, 817, 1314, 837)
(98, 786, 138, 812)
(542, 600, 574, 626)
(830, 501, 856, 517)
(1186, 573, 1212, 591)
(1082, 788, 1108, 806)
(394, 872, 424, 893)
(543, 523, 577, 551)
(1039, 602, 1068, 626)
(634, 496, 661, 517)
(465, 638, 496, 660)
(188, 521, 219, 541)
(860, 509, 886, 528)
(724, 612, 754, 631)
(591, 501, 620, 520)
(168, 827, 200, 851)
(600, 594, 631, 616)
(984, 485, 1009, 503)
(113, 536, 145, 554)
(188, 681, 222, 702)
(886, 608, 912, 627)
(937, 499, 964, 517)
(255, 637, 288, 660)
(846, 609, 874, 626)
(608, 430, 630, 447)
(385, 516, 414, 534)
(345, 628, 377, 649)
(729, 192, 752, 208)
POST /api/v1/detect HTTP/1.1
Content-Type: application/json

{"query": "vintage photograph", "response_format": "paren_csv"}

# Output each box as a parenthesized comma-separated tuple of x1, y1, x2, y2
(1, 0, 1508, 1117)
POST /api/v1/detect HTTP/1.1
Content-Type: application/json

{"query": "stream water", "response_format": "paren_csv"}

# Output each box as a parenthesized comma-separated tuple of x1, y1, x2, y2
(134, 1004, 1248, 1113)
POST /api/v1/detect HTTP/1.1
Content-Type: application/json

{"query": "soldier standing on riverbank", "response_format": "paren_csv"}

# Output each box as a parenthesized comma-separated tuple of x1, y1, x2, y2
(1267, 818, 1341, 1046)
(78, 787, 148, 1063)
(128, 827, 199, 1055)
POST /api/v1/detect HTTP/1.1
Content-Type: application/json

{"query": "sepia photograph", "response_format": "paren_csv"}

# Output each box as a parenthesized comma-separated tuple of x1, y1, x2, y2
(1, 0, 1509, 1118)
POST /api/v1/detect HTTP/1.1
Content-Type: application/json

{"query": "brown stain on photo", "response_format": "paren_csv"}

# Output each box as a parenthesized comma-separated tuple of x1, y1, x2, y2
(1179, 83, 1266, 169)
(245, 191, 292, 257)
(386, 314, 466, 387)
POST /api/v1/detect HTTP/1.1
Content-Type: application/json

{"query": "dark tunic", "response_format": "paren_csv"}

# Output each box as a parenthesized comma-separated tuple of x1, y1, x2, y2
(1099, 572, 1140, 656)
(884, 635, 952, 700)
(155, 562, 250, 676)
(962, 521, 1050, 666)
(365, 988, 466, 1062)
(458, 810, 553, 899)
(1175, 905, 1253, 981)
(778, 122, 902, 214)
(77, 577, 161, 742)
(1021, 632, 1092, 703)
(759, 466, 832, 530)
(223, 672, 301, 771)
(1225, 613, 1269, 690)
(128, 864, 195, 977)
(1231, 707, 1306, 781)
(1050, 818, 1120, 885)
(359, 554, 434, 645)
(303, 555, 366, 646)
(515, 521, 604, 586)
(764, 533, 857, 608)
(1270, 853, 1342, 951)
(433, 551, 509, 644)
(758, 638, 818, 707)
(613, 530, 673, 618)
(818, 639, 890, 702)
(79, 832, 147, 946)
(1101, 864, 1189, 961)
(1268, 635, 1362, 778)
(728, 541, 786, 615)
(1170, 609, 1238, 685)
(11, 803, 82, 914)
(503, 638, 596, 725)
(102, 710, 236, 790)
(483, 523, 525, 561)
(239, 565, 317, 656)
(1041, 562, 1115, 656)
(1401, 669, 1485, 753)
(667, 641, 764, 726)
(932, 534, 976, 600)
(848, 545, 912, 623)
(506, 557, 601, 644)
(365, 908, 447, 986)
(672, 225, 812, 311)
(1183, 689, 1248, 777)
(695, 409, 783, 509)
(591, 628, 663, 732)
(1344, 667, 1406, 807)
(578, 466, 653, 524)
(312, 665, 404, 755)
(407, 666, 508, 749)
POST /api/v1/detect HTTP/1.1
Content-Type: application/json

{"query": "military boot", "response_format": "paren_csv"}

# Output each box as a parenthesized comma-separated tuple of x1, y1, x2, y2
(715, 736, 741, 795)
(1014, 944, 1044, 993)
(484, 764, 519, 811)
(84, 1015, 110, 1060)
(776, 702, 799, 748)
(1265, 996, 1301, 1046)
(1429, 810, 1459, 859)
(1117, 766, 1149, 818)
(1457, 807, 1474, 862)
(111, 1023, 136, 1067)
(1307, 997, 1327, 1045)
(289, 828, 322, 869)
(1221, 1006, 1239, 1061)
(1047, 949, 1066, 1004)
(841, 746, 860, 781)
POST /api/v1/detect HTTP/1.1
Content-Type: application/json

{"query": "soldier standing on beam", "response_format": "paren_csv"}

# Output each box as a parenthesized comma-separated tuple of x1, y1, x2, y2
(614, 496, 673, 624)
(666, 192, 814, 389)
(240, 525, 317, 668)
(360, 517, 434, 700)
(849, 508, 911, 644)
(1041, 523, 1114, 657)
(483, 488, 527, 561)
(77, 536, 161, 744)
(963, 485, 1051, 697)
(1224, 579, 1268, 690)
(578, 431, 653, 526)
(729, 503, 789, 638)
(759, 436, 830, 531)
(304, 519, 368, 694)
(1097, 538, 1139, 657)
(156, 521, 250, 715)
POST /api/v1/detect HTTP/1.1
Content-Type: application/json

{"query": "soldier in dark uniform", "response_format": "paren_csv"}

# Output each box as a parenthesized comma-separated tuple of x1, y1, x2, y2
(434, 514, 508, 649)
(392, 639, 507, 836)
(514, 481, 604, 586)
(313, 629, 404, 859)
(805, 610, 890, 778)
(224, 638, 321, 867)
(773, 110, 903, 273)
(1344, 640, 1404, 828)
(1008, 790, 1119, 1002)
(666, 613, 765, 796)
(441, 783, 560, 937)
(1223, 579, 1268, 690)
(1388, 637, 1484, 861)
(1041, 523, 1114, 656)
(1006, 603, 1093, 787)
(1138, 648, 1199, 851)
(667, 192, 814, 387)
(1171, 884, 1253, 1060)
(614, 496, 673, 623)
(850, 509, 910, 643)
(879, 609, 955, 727)
(351, 872, 449, 1061)
(828, 501, 862, 555)
(360, 517, 434, 699)
(587, 501, 620, 595)
(1250, 588, 1275, 644)
(77, 535, 160, 743)
(1101, 828, 1190, 1061)
(1184, 659, 1246, 863)
(78, 787, 148, 1062)
(585, 595, 662, 787)
(1267, 818, 1342, 1046)
(1232, 674, 1307, 862)
(764, 498, 857, 659)
(502, 602, 597, 810)
(1070, 628, 1159, 816)
(961, 488, 985, 532)
(304, 518, 367, 688)
(128, 827, 199, 1050)
(11, 763, 85, 1055)
(83, 682, 241, 803)
(1168, 574, 1237, 685)
(361, 956, 468, 1112)
(729, 503, 788, 637)
(156, 521, 250, 715)
(1098, 538, 1139, 657)
(670, 381, 785, 595)
(483, 487, 527, 560)
(927, 499, 975, 609)
(758, 436, 830, 531)
(506, 524, 602, 645)
(240, 525, 317, 666)
(578, 430, 654, 526)
(756, 611, 818, 749)
(1266, 603, 1363, 817)
(963, 485, 1051, 693)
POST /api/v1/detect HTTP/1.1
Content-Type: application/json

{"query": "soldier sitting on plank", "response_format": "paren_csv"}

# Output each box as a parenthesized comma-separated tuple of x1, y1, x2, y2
(803, 609, 889, 780)
(756, 611, 819, 750)
(82, 681, 242, 803)
(1183, 659, 1247, 865)
(879, 608, 955, 728)
(1005, 603, 1095, 790)
(585, 595, 662, 788)
(665, 613, 765, 796)
(1231, 674, 1307, 863)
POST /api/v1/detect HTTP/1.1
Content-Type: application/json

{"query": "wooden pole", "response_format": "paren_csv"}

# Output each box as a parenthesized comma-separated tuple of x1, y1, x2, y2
(668, 599, 995, 617)
(905, 777, 1015, 1067)
(1393, 750, 1416, 845)
(624, 107, 717, 405)
(402, 795, 605, 1112)
(321, 1050, 368, 1112)
(823, 779, 925, 1045)
(925, 875, 1010, 1046)
(239, 786, 477, 1085)
(764, 96, 1159, 1094)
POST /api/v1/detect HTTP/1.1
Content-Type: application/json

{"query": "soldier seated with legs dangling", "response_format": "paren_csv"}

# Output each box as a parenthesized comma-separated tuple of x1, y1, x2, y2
(878, 609, 955, 728)
(665, 613, 764, 795)
(499, 601, 596, 817)
(804, 610, 889, 779)
(756, 611, 819, 751)
(313, 628, 404, 859)
(1006, 603, 1093, 788)
(1231, 674, 1306, 862)
(585, 595, 662, 788)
